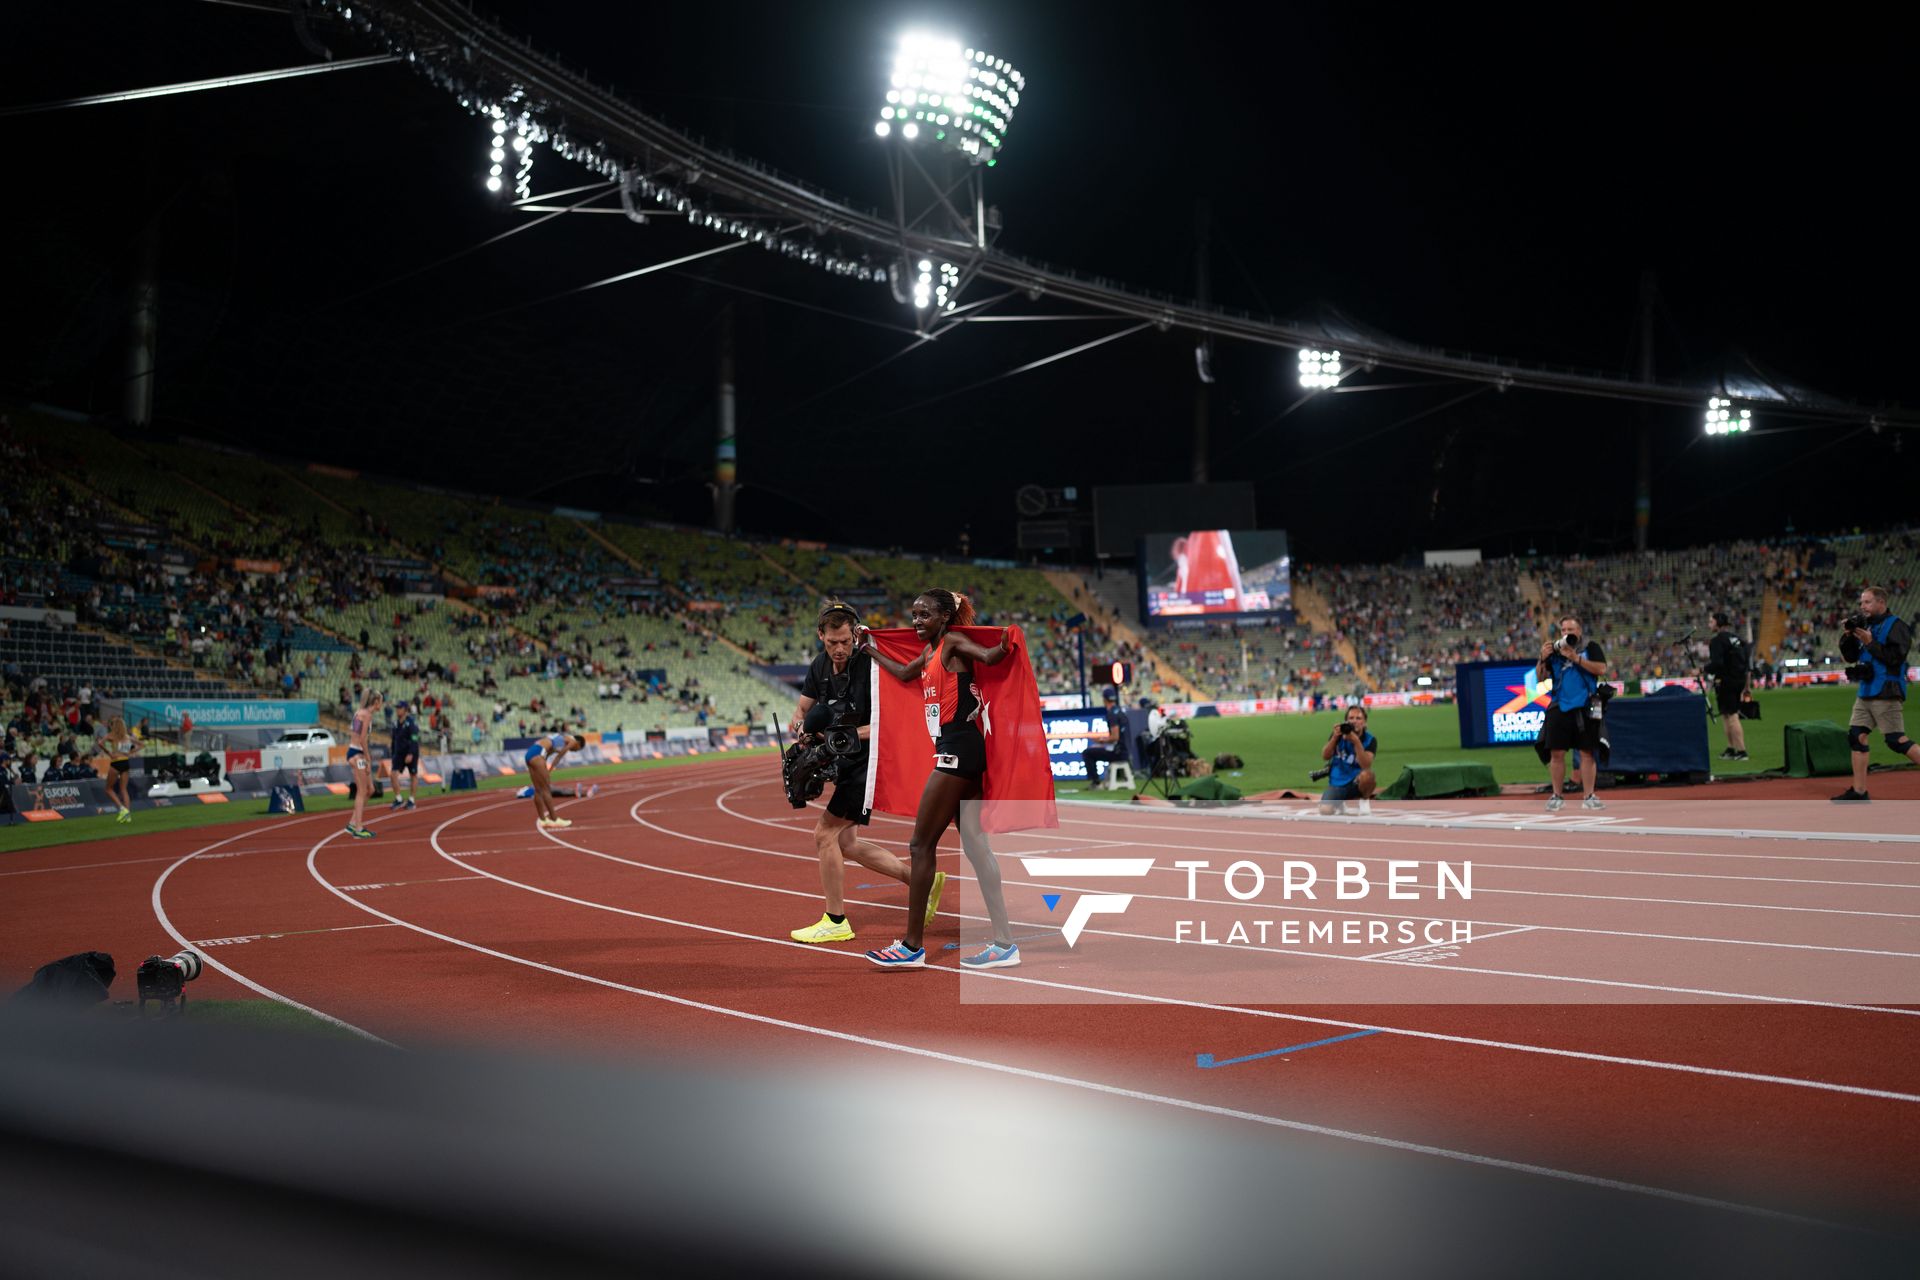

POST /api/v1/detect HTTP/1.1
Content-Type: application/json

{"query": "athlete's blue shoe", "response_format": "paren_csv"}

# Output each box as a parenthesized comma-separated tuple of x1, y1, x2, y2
(866, 941, 927, 969)
(960, 942, 1020, 970)
(516, 785, 536, 799)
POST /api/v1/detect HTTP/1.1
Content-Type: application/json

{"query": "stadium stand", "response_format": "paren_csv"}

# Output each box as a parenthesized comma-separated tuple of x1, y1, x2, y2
(6, 408, 1916, 758)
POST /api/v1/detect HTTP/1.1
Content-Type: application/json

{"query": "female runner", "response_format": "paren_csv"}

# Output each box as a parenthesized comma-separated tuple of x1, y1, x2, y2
(345, 689, 383, 839)
(95, 715, 141, 822)
(863, 589, 1021, 970)
(527, 728, 587, 828)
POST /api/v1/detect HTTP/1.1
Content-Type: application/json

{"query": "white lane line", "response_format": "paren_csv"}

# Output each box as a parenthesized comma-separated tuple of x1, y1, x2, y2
(151, 810, 398, 1046)
(696, 781, 1920, 1018)
(192, 923, 402, 947)
(310, 801, 1855, 1229)
(719, 783, 1920, 963)
(1365, 925, 1539, 961)
(1046, 808, 1920, 867)
(421, 779, 1920, 1102)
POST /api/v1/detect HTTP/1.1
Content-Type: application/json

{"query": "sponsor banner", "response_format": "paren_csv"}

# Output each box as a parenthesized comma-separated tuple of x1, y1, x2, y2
(1640, 677, 1703, 694)
(121, 699, 320, 728)
(1360, 690, 1441, 709)
(683, 600, 727, 612)
(232, 558, 284, 574)
(225, 749, 262, 773)
(1778, 665, 1920, 687)
(9, 778, 117, 819)
(474, 585, 517, 598)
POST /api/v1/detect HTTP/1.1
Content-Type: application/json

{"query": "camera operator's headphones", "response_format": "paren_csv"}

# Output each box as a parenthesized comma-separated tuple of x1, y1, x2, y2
(817, 602, 860, 629)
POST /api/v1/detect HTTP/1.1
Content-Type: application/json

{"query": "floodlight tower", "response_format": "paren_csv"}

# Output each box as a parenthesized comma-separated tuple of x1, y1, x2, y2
(874, 32, 1025, 331)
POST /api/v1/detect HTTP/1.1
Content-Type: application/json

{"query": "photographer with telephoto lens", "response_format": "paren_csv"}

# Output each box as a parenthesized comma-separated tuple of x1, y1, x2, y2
(1538, 614, 1609, 812)
(1833, 586, 1920, 802)
(787, 604, 915, 943)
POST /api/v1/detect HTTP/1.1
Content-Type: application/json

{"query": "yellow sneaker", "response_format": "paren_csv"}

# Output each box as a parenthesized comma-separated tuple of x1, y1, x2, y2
(790, 914, 855, 944)
(924, 871, 946, 926)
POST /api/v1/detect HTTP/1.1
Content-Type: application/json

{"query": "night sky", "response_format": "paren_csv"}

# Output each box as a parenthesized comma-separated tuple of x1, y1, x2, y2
(5, 2, 1914, 564)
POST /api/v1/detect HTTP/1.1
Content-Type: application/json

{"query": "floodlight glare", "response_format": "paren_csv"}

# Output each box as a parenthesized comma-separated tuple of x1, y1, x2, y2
(1704, 396, 1752, 436)
(878, 31, 1024, 165)
(485, 175, 502, 192)
(875, 120, 891, 136)
(1298, 349, 1343, 389)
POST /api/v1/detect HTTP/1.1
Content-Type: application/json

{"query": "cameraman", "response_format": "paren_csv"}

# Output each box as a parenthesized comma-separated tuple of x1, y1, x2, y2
(1705, 611, 1751, 762)
(1834, 586, 1920, 802)
(1317, 705, 1376, 816)
(787, 604, 914, 944)
(1537, 614, 1608, 812)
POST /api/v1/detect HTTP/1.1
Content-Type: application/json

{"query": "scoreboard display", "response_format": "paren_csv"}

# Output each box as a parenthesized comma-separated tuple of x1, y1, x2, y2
(1041, 706, 1119, 781)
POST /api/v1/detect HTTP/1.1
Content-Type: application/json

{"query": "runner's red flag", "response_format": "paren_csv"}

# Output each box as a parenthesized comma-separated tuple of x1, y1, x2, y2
(863, 625, 1059, 833)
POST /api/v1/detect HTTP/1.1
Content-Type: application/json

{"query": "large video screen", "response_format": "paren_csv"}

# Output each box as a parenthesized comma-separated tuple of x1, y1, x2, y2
(1454, 660, 1549, 748)
(1139, 530, 1291, 620)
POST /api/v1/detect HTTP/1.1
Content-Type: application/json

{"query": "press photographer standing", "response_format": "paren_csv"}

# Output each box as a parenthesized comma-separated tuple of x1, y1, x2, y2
(1317, 705, 1376, 816)
(1538, 614, 1608, 811)
(1706, 612, 1750, 762)
(787, 604, 917, 943)
(1833, 586, 1920, 802)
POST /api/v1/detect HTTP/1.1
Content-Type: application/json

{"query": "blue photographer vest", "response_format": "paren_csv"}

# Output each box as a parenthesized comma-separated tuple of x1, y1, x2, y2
(1856, 614, 1907, 700)
(1551, 649, 1598, 711)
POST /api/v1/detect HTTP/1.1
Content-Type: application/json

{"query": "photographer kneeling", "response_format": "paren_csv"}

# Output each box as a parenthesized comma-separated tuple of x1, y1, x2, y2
(1539, 614, 1608, 812)
(1833, 586, 1920, 803)
(786, 604, 916, 944)
(1317, 705, 1376, 816)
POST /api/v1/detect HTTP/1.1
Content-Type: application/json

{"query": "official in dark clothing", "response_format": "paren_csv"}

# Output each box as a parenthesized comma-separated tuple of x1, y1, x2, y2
(1834, 586, 1920, 802)
(1705, 612, 1751, 761)
(388, 701, 421, 811)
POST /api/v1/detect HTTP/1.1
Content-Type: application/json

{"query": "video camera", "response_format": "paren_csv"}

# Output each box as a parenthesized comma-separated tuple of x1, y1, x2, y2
(1843, 614, 1875, 682)
(781, 700, 864, 809)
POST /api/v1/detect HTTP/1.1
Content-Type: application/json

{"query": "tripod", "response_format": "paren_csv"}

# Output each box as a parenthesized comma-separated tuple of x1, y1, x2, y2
(1142, 733, 1191, 799)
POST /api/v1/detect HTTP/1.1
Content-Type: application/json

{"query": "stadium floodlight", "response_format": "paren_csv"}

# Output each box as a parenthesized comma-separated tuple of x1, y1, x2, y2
(1705, 396, 1751, 436)
(1298, 349, 1343, 389)
(876, 31, 1024, 165)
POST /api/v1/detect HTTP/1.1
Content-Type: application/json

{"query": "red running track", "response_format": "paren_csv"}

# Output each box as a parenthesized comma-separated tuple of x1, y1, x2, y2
(4, 758, 1918, 1232)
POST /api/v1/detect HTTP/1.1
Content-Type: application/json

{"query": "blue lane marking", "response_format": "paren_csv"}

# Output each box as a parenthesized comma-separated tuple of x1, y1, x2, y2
(1195, 1029, 1381, 1069)
(941, 932, 1053, 952)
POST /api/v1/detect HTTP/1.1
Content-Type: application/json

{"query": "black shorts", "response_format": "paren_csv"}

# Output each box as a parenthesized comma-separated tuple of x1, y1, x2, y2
(111, 759, 131, 775)
(1542, 704, 1601, 753)
(934, 723, 987, 780)
(1713, 682, 1745, 716)
(817, 782, 871, 832)
(394, 754, 419, 776)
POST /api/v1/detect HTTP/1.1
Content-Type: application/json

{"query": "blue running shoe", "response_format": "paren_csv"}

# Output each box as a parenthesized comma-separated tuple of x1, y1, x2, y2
(865, 941, 926, 969)
(960, 942, 1021, 970)
(516, 785, 536, 799)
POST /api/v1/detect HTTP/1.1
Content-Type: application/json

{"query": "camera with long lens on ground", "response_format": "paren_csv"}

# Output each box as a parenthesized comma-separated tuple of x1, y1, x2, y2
(782, 701, 863, 809)
(135, 949, 203, 1013)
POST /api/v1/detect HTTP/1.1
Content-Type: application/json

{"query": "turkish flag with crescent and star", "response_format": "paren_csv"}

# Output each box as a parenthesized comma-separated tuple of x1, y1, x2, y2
(862, 625, 1059, 833)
